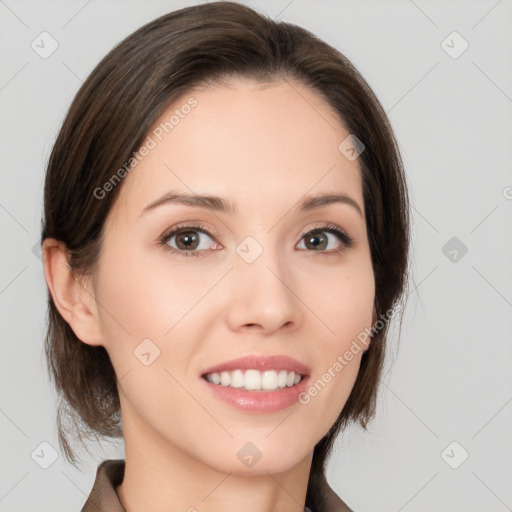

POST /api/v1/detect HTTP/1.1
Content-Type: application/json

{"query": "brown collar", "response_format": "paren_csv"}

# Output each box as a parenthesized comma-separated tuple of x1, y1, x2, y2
(80, 459, 354, 512)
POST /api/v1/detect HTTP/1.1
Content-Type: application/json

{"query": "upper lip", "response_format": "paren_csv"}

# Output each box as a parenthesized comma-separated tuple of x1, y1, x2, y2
(201, 355, 311, 377)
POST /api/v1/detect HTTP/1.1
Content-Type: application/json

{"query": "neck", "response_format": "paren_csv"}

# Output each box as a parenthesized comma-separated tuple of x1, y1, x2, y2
(116, 404, 313, 512)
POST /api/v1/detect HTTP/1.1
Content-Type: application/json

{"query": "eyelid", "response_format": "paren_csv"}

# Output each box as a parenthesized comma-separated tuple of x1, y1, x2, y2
(158, 221, 217, 245)
(305, 222, 354, 244)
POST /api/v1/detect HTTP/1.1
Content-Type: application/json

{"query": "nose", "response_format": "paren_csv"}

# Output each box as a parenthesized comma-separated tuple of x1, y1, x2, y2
(224, 242, 303, 336)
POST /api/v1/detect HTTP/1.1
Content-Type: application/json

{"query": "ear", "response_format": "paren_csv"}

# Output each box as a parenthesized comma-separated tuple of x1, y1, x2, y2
(42, 238, 104, 346)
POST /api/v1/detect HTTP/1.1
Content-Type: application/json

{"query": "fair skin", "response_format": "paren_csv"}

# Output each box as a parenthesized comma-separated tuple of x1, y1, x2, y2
(43, 77, 375, 512)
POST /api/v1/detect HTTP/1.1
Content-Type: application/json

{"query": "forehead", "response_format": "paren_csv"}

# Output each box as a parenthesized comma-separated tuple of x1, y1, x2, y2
(110, 77, 364, 221)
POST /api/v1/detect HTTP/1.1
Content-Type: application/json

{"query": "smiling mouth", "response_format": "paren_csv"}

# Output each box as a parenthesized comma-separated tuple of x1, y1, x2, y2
(202, 368, 304, 391)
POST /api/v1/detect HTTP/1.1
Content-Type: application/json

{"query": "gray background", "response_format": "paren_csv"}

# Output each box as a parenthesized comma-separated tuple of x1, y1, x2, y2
(1, 0, 511, 510)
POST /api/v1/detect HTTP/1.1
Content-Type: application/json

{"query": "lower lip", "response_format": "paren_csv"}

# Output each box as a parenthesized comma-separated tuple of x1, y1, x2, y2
(201, 375, 310, 413)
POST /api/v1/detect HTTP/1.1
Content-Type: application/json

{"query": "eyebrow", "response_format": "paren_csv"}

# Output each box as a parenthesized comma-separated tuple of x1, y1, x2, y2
(140, 190, 363, 218)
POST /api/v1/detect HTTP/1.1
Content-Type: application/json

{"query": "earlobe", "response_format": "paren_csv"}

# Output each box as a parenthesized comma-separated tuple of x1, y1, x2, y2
(41, 238, 104, 347)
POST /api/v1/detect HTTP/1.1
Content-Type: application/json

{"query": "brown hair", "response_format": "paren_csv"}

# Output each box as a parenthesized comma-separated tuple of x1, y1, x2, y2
(41, 0, 409, 502)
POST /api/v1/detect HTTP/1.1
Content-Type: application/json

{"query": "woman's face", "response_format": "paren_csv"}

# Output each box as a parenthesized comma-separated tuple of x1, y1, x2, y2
(90, 77, 375, 474)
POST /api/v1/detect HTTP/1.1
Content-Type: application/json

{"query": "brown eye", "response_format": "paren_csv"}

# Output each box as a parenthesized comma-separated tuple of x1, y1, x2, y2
(304, 230, 329, 250)
(159, 224, 217, 257)
(174, 230, 201, 250)
(297, 226, 353, 253)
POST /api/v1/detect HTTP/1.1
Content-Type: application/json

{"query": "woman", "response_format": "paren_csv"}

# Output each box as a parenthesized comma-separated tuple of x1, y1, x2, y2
(40, 2, 410, 511)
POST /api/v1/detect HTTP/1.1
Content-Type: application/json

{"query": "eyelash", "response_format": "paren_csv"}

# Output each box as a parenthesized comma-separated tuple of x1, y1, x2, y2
(157, 222, 354, 258)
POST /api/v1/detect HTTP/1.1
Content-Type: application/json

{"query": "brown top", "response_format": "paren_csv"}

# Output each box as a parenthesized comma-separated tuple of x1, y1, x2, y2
(80, 459, 354, 512)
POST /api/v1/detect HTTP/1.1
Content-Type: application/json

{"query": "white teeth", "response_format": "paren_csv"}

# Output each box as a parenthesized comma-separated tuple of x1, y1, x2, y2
(277, 369, 288, 388)
(204, 369, 303, 391)
(220, 371, 230, 386)
(261, 370, 277, 390)
(244, 369, 261, 390)
(230, 369, 244, 388)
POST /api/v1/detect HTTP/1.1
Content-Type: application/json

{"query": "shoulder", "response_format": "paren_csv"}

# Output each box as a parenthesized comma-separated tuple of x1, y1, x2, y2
(80, 459, 355, 512)
(80, 459, 126, 512)
(307, 471, 355, 512)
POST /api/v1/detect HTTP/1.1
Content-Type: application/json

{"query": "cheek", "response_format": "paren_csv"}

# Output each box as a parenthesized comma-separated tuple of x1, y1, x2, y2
(92, 242, 223, 393)
(298, 255, 374, 423)
(297, 319, 370, 441)
(307, 254, 375, 347)
(93, 241, 208, 344)
(92, 250, 206, 438)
